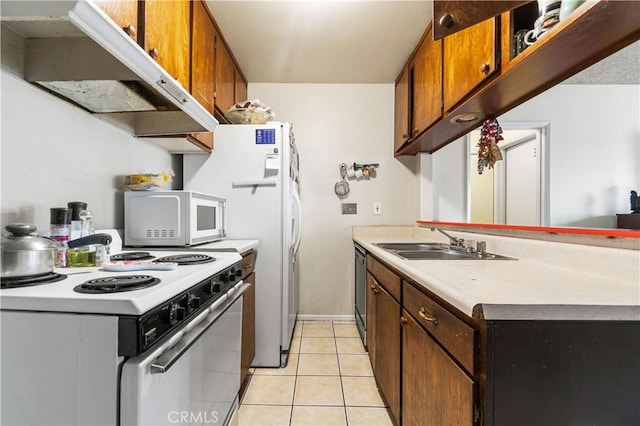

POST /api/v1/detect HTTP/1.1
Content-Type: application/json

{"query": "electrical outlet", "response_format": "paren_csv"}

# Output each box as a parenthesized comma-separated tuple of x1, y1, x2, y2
(373, 202, 382, 215)
(342, 203, 357, 215)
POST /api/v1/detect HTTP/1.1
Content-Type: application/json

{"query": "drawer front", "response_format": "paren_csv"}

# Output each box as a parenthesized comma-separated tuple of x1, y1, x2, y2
(367, 254, 401, 301)
(403, 281, 474, 373)
(241, 250, 256, 278)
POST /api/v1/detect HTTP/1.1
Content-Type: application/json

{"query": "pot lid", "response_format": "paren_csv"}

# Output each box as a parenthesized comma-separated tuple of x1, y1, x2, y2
(1, 223, 59, 251)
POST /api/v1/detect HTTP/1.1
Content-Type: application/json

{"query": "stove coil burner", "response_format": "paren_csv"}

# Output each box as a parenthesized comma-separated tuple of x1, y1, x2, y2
(1, 272, 67, 289)
(74, 275, 161, 293)
(155, 254, 215, 265)
(110, 251, 155, 261)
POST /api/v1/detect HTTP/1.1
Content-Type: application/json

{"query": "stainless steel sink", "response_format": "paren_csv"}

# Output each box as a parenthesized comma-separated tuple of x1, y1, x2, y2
(374, 242, 449, 251)
(374, 242, 516, 260)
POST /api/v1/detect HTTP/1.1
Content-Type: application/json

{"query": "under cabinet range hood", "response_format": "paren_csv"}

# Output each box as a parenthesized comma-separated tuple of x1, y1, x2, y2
(1, 0, 218, 136)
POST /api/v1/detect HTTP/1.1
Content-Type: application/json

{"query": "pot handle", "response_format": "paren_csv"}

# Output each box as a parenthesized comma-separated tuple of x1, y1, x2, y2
(5, 223, 38, 237)
(68, 233, 113, 248)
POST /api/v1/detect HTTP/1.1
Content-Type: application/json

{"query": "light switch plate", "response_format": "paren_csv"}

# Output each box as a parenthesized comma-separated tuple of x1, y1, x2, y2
(342, 203, 357, 214)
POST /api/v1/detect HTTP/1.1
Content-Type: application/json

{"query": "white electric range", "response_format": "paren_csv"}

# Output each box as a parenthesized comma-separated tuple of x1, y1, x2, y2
(1, 234, 246, 426)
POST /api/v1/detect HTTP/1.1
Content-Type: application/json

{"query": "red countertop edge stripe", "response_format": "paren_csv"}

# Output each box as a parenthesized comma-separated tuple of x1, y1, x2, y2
(417, 221, 640, 239)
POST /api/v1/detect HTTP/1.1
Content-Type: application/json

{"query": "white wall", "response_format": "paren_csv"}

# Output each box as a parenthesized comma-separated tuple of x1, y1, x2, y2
(424, 84, 640, 228)
(249, 83, 419, 317)
(0, 72, 175, 232)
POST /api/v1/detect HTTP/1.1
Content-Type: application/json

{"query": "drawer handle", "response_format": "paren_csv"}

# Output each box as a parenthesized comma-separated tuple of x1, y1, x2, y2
(243, 263, 254, 269)
(418, 307, 438, 326)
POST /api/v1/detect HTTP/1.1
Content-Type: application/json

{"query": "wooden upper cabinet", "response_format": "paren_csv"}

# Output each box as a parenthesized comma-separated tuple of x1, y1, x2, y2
(191, 0, 215, 115)
(188, 0, 216, 151)
(94, 0, 139, 40)
(235, 69, 248, 104)
(143, 0, 191, 89)
(394, 66, 409, 153)
(215, 37, 236, 116)
(433, 0, 530, 39)
(410, 24, 442, 138)
(443, 18, 497, 112)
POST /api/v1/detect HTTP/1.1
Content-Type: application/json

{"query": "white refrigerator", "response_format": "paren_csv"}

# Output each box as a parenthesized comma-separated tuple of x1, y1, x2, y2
(183, 122, 301, 367)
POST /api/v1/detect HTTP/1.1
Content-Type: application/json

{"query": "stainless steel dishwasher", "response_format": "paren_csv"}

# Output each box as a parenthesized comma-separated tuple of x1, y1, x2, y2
(354, 243, 367, 345)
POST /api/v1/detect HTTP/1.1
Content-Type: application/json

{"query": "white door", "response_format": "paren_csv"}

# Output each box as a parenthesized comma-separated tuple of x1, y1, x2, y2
(501, 135, 541, 225)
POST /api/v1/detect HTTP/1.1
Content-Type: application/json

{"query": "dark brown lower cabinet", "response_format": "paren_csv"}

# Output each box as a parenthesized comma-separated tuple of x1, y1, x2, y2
(239, 271, 255, 398)
(402, 311, 475, 426)
(374, 283, 401, 424)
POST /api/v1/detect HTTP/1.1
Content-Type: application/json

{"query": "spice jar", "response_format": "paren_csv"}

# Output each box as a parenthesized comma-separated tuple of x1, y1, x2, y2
(50, 207, 71, 267)
(67, 201, 87, 240)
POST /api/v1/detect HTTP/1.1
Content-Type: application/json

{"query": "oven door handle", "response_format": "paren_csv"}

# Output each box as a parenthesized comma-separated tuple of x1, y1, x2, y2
(150, 282, 250, 374)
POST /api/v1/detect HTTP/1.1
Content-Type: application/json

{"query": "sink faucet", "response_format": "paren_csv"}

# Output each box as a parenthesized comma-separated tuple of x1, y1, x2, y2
(430, 227, 465, 249)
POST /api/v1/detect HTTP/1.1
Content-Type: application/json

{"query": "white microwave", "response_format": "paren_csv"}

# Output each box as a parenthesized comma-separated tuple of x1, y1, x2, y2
(124, 190, 226, 247)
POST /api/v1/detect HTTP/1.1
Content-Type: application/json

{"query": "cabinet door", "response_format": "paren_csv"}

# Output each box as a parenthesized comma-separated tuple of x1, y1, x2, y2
(365, 272, 377, 369)
(241, 271, 256, 394)
(143, 0, 191, 89)
(235, 69, 248, 104)
(191, 0, 215, 115)
(411, 24, 442, 138)
(394, 66, 410, 153)
(188, 0, 215, 151)
(374, 283, 401, 425)
(443, 18, 497, 111)
(402, 311, 475, 426)
(215, 37, 236, 116)
(94, 0, 138, 41)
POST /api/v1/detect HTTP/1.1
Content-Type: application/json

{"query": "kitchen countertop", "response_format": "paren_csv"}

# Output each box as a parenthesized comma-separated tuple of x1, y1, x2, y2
(186, 239, 259, 254)
(353, 226, 640, 321)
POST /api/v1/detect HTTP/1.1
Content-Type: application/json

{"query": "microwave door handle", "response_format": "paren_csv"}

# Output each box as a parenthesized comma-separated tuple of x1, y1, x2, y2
(221, 201, 227, 238)
(150, 283, 250, 374)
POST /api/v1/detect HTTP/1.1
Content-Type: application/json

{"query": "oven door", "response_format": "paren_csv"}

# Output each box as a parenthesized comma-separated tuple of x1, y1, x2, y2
(120, 282, 249, 426)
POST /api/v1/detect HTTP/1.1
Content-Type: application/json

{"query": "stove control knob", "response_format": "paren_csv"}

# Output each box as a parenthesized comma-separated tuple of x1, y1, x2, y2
(209, 280, 221, 294)
(219, 272, 229, 283)
(187, 293, 201, 311)
(228, 273, 237, 282)
(168, 302, 185, 325)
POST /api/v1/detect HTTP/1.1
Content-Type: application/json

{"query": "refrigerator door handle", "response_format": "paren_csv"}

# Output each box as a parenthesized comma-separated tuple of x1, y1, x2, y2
(292, 184, 302, 256)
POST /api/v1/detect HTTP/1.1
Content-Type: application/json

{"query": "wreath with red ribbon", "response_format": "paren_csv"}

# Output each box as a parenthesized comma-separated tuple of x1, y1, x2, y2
(477, 118, 504, 175)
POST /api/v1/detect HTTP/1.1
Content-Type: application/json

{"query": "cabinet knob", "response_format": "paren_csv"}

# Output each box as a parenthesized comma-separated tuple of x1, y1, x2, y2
(412, 127, 420, 135)
(149, 47, 159, 59)
(439, 13, 454, 28)
(400, 316, 408, 326)
(373, 287, 380, 295)
(418, 307, 438, 325)
(122, 24, 136, 38)
(480, 63, 491, 74)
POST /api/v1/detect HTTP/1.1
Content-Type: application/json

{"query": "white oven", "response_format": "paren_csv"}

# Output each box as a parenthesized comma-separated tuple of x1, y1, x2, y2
(124, 190, 226, 247)
(0, 247, 246, 426)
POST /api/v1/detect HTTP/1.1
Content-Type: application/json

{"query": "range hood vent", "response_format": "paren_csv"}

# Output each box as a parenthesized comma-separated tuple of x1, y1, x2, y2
(1, 0, 218, 136)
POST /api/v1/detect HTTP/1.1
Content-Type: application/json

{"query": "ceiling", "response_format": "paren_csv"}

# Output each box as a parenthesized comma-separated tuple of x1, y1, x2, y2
(206, 0, 432, 83)
(206, 0, 639, 85)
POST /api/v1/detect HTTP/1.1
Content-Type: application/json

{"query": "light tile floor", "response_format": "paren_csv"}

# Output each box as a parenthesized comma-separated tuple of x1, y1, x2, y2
(238, 320, 394, 426)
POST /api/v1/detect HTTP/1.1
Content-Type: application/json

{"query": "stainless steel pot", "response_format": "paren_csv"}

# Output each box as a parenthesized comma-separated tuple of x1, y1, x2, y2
(1, 223, 58, 278)
(1, 224, 114, 278)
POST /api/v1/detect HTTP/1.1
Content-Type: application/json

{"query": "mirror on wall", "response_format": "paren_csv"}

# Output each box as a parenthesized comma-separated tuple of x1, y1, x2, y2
(468, 123, 549, 227)
(461, 41, 639, 231)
